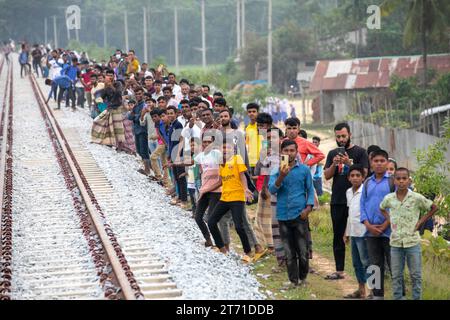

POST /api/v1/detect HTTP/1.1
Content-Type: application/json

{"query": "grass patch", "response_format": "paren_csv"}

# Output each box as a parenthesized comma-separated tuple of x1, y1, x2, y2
(229, 204, 449, 300)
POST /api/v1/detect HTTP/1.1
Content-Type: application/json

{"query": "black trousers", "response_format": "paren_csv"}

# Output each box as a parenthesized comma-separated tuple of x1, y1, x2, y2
(20, 63, 31, 77)
(58, 85, 76, 108)
(172, 166, 187, 202)
(366, 237, 391, 298)
(331, 204, 349, 272)
(32, 59, 42, 77)
(208, 201, 251, 254)
(195, 192, 221, 241)
(279, 217, 309, 284)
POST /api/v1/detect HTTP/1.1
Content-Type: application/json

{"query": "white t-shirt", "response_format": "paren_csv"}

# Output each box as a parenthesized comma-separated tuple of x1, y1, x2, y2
(172, 84, 182, 97)
(345, 186, 367, 237)
(49, 58, 62, 80)
(194, 149, 222, 193)
(181, 123, 201, 155)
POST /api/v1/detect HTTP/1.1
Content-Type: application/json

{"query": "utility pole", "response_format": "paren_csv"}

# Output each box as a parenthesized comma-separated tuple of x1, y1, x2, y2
(44, 17, 48, 46)
(236, 0, 241, 56)
(201, 0, 207, 69)
(103, 12, 107, 48)
(66, 18, 71, 43)
(147, 7, 152, 62)
(267, 0, 273, 87)
(174, 7, 179, 74)
(124, 11, 129, 52)
(53, 16, 58, 49)
(241, 0, 245, 49)
(143, 8, 148, 63)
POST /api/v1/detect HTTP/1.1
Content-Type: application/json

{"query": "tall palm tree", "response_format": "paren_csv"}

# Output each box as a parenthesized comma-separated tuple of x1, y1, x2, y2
(382, 0, 449, 88)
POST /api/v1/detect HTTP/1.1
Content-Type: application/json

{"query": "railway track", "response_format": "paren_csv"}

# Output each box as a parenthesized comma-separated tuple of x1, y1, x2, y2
(0, 58, 182, 300)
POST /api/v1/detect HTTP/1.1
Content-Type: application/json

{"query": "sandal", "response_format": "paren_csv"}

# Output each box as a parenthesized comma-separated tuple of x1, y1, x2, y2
(241, 255, 253, 264)
(325, 272, 345, 280)
(344, 290, 362, 299)
(253, 248, 268, 262)
(138, 169, 148, 176)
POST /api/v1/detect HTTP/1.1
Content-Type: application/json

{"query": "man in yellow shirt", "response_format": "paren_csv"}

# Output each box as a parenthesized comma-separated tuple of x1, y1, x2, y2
(207, 140, 254, 258)
(245, 103, 262, 178)
(126, 50, 140, 75)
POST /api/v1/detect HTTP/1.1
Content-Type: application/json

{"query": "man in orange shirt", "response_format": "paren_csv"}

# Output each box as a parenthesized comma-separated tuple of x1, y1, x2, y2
(283, 118, 325, 167)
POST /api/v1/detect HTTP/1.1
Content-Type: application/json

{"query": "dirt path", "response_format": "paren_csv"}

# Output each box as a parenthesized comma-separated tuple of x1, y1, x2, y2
(310, 253, 358, 297)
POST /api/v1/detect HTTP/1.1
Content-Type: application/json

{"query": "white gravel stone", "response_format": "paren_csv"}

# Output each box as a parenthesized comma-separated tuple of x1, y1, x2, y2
(36, 79, 266, 300)
(9, 64, 102, 300)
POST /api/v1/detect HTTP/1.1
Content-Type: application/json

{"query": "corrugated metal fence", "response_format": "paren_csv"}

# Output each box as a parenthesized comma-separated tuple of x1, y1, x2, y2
(349, 120, 450, 171)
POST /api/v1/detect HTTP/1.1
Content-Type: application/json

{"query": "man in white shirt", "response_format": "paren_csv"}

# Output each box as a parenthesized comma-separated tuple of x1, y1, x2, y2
(168, 72, 182, 98)
(176, 101, 201, 162)
(49, 50, 62, 80)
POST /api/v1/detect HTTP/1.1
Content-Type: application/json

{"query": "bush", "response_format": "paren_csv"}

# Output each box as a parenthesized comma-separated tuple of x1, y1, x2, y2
(318, 192, 331, 206)
(421, 230, 450, 266)
(413, 116, 450, 218)
(178, 67, 229, 92)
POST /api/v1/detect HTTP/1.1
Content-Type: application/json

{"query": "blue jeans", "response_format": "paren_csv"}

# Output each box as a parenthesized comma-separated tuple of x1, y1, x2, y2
(313, 178, 323, 196)
(391, 244, 422, 300)
(351, 237, 370, 284)
(134, 133, 150, 160)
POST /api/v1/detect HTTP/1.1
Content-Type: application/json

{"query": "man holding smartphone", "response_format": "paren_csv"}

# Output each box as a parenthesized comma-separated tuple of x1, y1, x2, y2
(268, 140, 315, 289)
(324, 123, 368, 280)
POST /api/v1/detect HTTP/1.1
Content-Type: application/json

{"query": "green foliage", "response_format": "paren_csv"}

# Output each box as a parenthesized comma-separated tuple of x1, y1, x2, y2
(240, 20, 316, 92)
(150, 56, 167, 70)
(318, 192, 331, 206)
(435, 72, 450, 105)
(413, 116, 450, 217)
(421, 230, 450, 266)
(227, 85, 275, 116)
(67, 40, 114, 62)
(178, 67, 229, 93)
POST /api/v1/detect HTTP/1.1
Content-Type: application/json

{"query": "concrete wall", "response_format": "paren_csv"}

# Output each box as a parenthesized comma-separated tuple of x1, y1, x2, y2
(349, 120, 450, 170)
(321, 91, 353, 123)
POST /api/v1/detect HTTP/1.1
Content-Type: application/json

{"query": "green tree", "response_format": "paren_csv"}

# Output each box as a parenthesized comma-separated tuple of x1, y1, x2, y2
(382, 0, 450, 88)
(413, 116, 450, 218)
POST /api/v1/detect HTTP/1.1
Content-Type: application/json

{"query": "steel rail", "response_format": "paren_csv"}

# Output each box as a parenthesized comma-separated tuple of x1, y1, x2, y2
(28, 74, 141, 300)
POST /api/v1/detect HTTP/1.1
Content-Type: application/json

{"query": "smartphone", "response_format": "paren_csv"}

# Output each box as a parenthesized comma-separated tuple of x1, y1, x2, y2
(336, 147, 346, 156)
(213, 112, 220, 121)
(281, 155, 289, 168)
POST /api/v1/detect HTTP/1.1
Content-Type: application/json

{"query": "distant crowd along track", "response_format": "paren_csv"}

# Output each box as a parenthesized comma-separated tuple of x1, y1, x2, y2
(0, 57, 181, 300)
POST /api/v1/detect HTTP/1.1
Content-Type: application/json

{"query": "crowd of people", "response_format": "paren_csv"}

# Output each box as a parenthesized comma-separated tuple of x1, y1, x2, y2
(4, 42, 439, 300)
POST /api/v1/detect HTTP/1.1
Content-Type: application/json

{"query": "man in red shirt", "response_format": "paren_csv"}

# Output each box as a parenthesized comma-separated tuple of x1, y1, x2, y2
(80, 62, 94, 111)
(283, 117, 325, 167)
